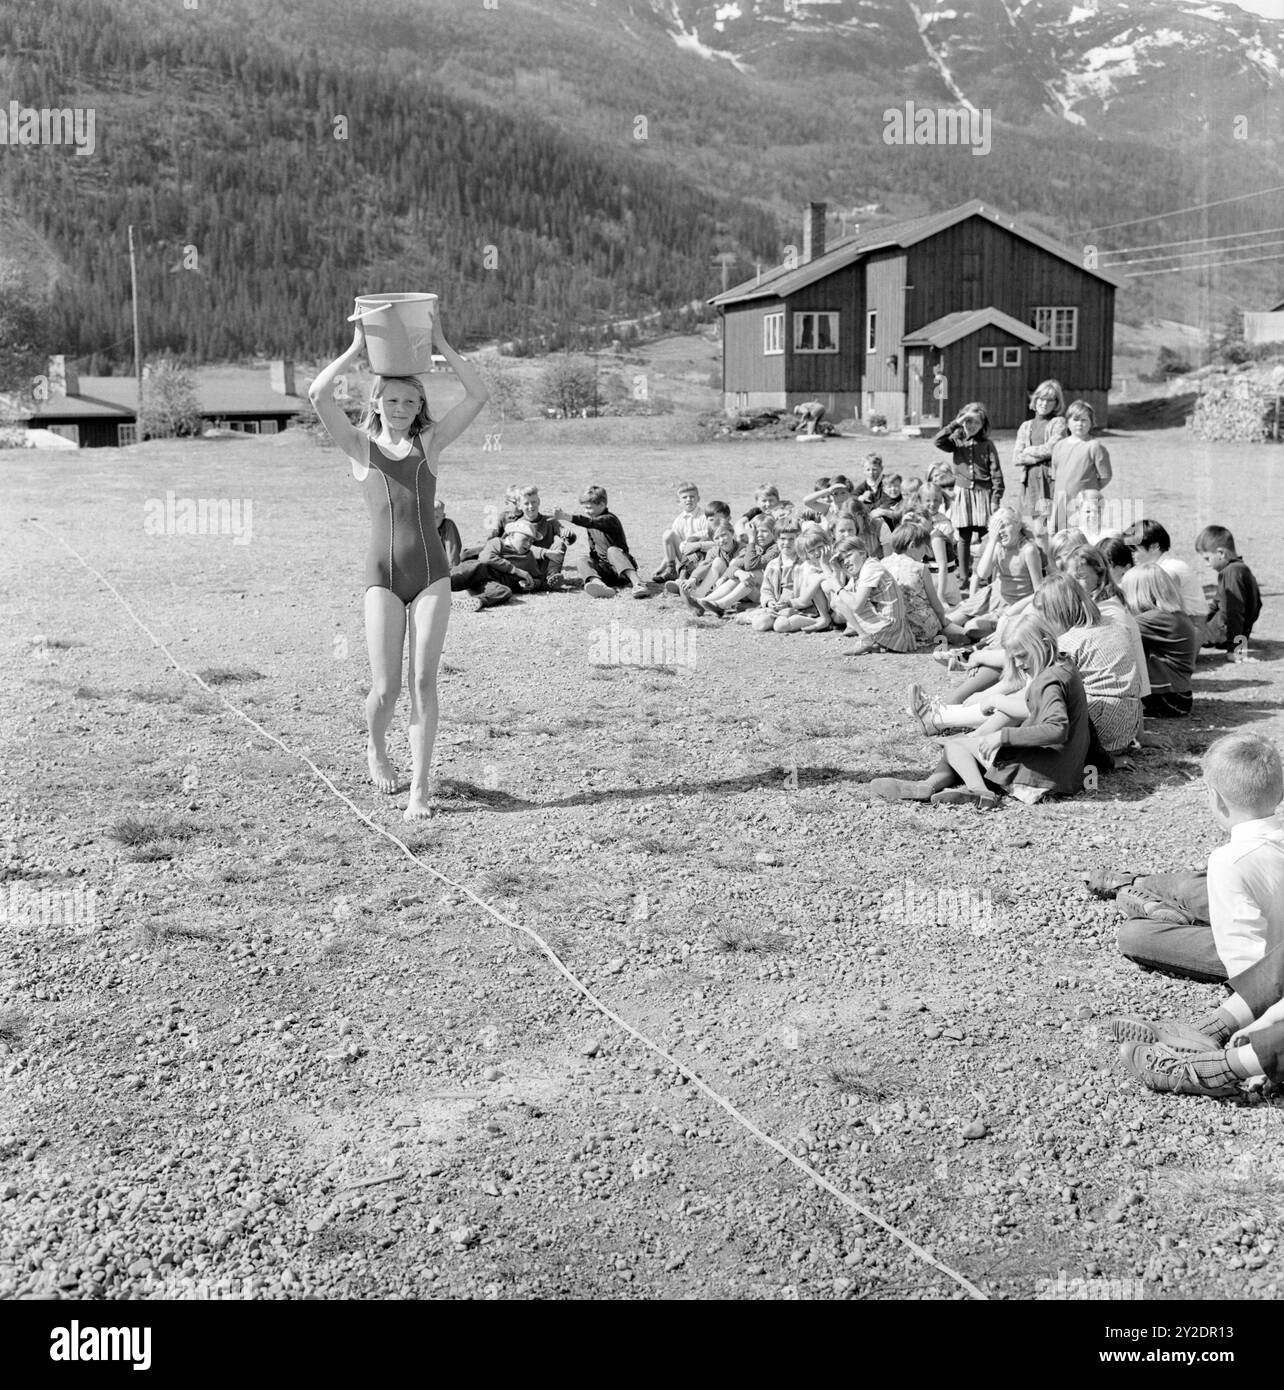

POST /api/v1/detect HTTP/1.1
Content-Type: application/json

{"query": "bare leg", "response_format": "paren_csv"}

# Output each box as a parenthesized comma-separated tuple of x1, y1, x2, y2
(941, 735, 992, 795)
(403, 578, 451, 819)
(363, 587, 406, 793)
(947, 664, 1002, 703)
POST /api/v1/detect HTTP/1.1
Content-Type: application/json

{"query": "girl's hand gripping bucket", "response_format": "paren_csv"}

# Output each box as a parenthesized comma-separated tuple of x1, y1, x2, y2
(348, 293, 438, 376)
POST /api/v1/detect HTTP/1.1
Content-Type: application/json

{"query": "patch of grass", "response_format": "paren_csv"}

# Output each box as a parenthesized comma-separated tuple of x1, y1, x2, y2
(588, 667, 620, 680)
(136, 919, 224, 947)
(563, 714, 606, 730)
(73, 685, 108, 700)
(110, 815, 199, 847)
(0, 1010, 29, 1046)
(128, 688, 183, 704)
(219, 865, 258, 883)
(440, 661, 463, 675)
(712, 923, 786, 953)
(508, 923, 571, 960)
(29, 636, 83, 650)
(196, 667, 265, 686)
(824, 1065, 890, 1101)
(628, 832, 685, 854)
(1160, 1151, 1284, 1227)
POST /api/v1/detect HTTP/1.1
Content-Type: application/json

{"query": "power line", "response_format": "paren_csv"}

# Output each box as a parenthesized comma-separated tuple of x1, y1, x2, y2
(1100, 224, 1284, 259)
(1107, 236, 1284, 269)
(1085, 183, 1284, 235)
(1121, 249, 1284, 277)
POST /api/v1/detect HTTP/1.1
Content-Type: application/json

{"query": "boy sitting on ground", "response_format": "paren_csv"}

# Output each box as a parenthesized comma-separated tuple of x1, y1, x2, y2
(1196, 524, 1261, 656)
(652, 481, 710, 583)
(1111, 937, 1284, 1099)
(476, 520, 543, 594)
(554, 486, 645, 599)
(669, 499, 731, 590)
(515, 485, 575, 590)
(1099, 733, 1284, 983)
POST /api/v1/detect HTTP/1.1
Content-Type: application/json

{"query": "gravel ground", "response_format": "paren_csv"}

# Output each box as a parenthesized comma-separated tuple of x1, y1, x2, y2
(3, 420, 1284, 1302)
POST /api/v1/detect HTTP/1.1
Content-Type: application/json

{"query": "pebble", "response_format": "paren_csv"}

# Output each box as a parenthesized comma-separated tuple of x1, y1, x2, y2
(483, 1067, 502, 1082)
(605, 959, 625, 975)
(450, 1227, 478, 1248)
(924, 1025, 943, 1040)
(962, 1121, 987, 1141)
(580, 1039, 602, 1058)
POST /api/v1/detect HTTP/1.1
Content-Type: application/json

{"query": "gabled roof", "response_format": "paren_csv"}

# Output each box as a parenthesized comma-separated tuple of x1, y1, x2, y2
(710, 199, 1126, 307)
(902, 308, 1050, 349)
(26, 393, 134, 421)
(83, 372, 303, 416)
(26, 368, 305, 422)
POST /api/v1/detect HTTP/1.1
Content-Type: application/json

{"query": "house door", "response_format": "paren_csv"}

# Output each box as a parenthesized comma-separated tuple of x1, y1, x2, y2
(906, 349, 936, 425)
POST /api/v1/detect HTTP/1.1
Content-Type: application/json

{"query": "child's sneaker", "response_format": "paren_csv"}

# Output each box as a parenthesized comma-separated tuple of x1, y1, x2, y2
(1117, 1041, 1242, 1097)
(450, 592, 485, 613)
(584, 578, 616, 599)
(651, 563, 677, 583)
(664, 580, 683, 596)
(1115, 890, 1190, 923)
(1107, 1016, 1221, 1051)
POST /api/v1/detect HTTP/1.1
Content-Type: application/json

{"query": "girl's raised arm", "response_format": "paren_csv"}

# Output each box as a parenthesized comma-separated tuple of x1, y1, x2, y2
(973, 529, 1001, 583)
(308, 326, 367, 465)
(426, 314, 491, 454)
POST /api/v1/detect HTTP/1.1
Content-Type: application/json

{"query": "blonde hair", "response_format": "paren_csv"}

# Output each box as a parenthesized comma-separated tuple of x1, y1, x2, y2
(1121, 564, 1182, 616)
(1030, 379, 1066, 414)
(1203, 734, 1284, 818)
(1032, 573, 1101, 635)
(360, 375, 433, 438)
(1050, 528, 1089, 571)
(795, 525, 832, 563)
(832, 536, 869, 573)
(1000, 612, 1060, 685)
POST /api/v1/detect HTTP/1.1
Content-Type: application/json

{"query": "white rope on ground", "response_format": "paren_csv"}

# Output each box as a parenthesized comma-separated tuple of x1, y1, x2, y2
(27, 518, 987, 1301)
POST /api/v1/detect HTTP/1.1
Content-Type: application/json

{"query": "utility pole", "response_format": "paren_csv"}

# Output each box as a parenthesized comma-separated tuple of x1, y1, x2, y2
(128, 225, 143, 424)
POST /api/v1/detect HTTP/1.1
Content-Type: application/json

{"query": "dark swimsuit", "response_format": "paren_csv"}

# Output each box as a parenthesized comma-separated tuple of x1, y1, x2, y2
(360, 434, 450, 605)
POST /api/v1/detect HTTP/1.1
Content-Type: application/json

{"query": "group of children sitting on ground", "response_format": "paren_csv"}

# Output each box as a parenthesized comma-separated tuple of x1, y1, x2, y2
(435, 386, 1276, 1108)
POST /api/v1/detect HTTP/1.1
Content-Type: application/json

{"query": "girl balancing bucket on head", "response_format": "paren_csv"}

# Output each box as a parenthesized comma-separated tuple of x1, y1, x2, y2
(310, 300, 489, 820)
(348, 293, 439, 377)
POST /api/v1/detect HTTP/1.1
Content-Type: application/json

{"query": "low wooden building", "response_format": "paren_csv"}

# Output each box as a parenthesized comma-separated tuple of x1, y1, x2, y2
(23, 357, 305, 446)
(711, 199, 1122, 430)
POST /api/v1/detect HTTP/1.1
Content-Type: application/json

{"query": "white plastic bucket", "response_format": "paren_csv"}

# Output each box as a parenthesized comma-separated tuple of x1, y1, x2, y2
(348, 292, 438, 376)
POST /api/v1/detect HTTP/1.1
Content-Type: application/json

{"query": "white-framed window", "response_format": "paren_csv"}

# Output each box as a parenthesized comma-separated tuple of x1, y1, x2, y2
(1003, 346, 1022, 367)
(866, 310, 877, 353)
(47, 423, 79, 444)
(117, 423, 137, 446)
(795, 311, 838, 354)
(764, 312, 784, 355)
(229, 419, 261, 434)
(260, 419, 279, 435)
(1033, 306, 1078, 350)
(979, 347, 998, 368)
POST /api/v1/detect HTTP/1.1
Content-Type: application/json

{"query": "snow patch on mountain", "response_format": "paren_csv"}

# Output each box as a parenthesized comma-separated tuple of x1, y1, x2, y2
(904, 0, 979, 113)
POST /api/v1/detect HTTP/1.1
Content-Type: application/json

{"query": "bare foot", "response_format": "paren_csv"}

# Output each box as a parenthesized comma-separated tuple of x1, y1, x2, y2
(403, 785, 434, 820)
(367, 740, 398, 794)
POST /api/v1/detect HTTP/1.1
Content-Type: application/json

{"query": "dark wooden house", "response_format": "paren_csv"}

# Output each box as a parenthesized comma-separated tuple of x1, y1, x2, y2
(711, 200, 1121, 430)
(23, 358, 305, 446)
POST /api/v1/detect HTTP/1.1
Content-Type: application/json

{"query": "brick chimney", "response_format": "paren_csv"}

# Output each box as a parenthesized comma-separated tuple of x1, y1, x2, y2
(47, 355, 80, 398)
(802, 202, 827, 264)
(269, 359, 297, 396)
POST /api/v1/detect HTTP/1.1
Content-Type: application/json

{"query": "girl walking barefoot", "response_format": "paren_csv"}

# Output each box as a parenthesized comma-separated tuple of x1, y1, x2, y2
(308, 311, 489, 819)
